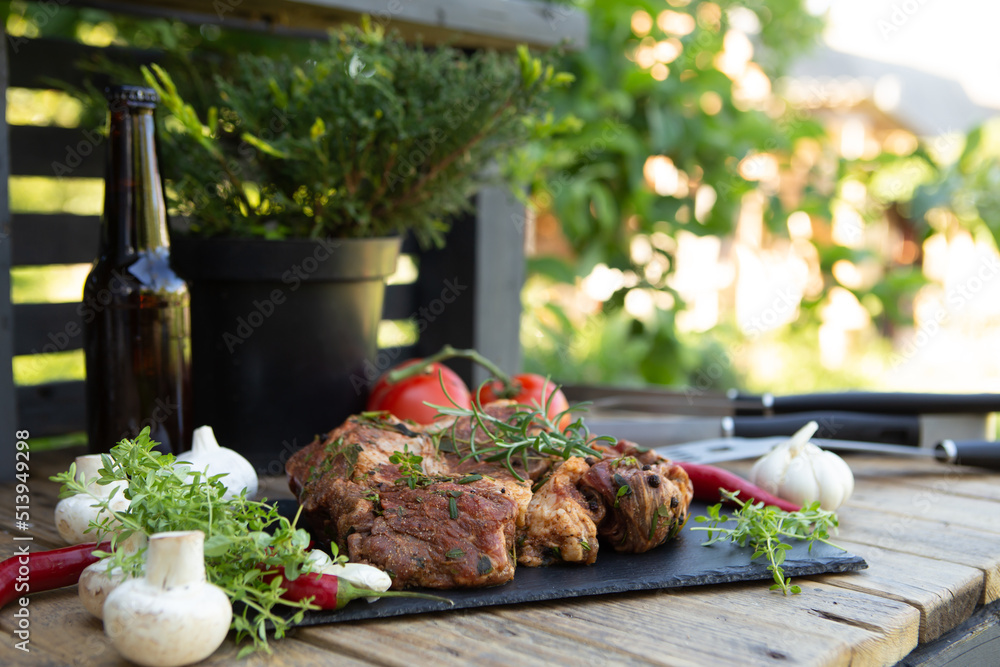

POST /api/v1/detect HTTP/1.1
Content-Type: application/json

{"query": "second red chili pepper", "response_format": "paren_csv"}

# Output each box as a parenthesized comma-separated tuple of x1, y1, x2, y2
(675, 461, 801, 513)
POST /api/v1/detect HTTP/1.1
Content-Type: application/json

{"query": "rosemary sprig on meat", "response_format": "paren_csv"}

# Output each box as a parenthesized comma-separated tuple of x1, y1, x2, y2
(429, 383, 615, 481)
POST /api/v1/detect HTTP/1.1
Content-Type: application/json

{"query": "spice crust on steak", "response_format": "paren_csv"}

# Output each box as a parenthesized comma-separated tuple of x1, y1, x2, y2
(286, 408, 693, 590)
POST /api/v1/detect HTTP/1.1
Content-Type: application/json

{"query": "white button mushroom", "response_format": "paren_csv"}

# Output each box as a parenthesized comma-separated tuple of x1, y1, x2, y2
(78, 531, 148, 619)
(55, 454, 129, 545)
(749, 421, 855, 511)
(103, 530, 232, 667)
(176, 425, 259, 499)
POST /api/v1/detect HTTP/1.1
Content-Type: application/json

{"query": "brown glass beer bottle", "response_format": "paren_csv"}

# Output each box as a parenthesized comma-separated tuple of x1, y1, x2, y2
(83, 85, 192, 454)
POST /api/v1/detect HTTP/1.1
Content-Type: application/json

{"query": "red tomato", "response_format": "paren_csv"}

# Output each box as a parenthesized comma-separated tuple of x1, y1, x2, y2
(478, 373, 571, 429)
(367, 359, 472, 424)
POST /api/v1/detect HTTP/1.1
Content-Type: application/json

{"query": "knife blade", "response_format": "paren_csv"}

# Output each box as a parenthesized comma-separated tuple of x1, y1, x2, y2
(581, 411, 991, 448)
(652, 437, 1000, 470)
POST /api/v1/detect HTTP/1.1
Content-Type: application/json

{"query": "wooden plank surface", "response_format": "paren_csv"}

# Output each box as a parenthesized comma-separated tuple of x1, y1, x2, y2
(4, 448, 1000, 665)
(814, 539, 981, 643)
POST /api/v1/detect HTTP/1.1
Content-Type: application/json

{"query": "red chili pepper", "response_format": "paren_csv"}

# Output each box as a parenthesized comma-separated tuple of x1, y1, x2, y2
(260, 566, 451, 610)
(0, 541, 110, 609)
(675, 461, 800, 513)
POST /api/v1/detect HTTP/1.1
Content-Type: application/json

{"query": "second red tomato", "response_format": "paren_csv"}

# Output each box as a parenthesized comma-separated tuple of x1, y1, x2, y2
(478, 373, 571, 429)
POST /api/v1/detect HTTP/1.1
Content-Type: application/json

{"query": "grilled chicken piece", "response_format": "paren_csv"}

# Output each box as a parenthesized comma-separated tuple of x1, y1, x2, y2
(518, 457, 604, 566)
(580, 452, 692, 553)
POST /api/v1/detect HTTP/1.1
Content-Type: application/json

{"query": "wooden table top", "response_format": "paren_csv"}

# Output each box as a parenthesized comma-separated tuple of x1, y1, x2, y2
(3, 446, 999, 666)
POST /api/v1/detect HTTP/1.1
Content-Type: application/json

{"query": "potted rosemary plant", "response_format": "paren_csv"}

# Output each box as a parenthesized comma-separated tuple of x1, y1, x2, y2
(140, 22, 570, 470)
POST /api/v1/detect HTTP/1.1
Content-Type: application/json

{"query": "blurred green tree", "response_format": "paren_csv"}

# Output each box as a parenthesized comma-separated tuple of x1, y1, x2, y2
(519, 0, 826, 388)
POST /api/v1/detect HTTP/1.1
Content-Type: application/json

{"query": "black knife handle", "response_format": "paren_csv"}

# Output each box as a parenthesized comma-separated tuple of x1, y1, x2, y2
(730, 412, 920, 446)
(936, 440, 1000, 470)
(765, 392, 1000, 415)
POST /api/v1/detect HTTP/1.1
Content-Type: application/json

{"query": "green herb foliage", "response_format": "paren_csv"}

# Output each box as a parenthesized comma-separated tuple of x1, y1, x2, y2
(142, 19, 575, 245)
(431, 380, 613, 482)
(691, 490, 842, 595)
(50, 428, 342, 656)
(389, 445, 431, 489)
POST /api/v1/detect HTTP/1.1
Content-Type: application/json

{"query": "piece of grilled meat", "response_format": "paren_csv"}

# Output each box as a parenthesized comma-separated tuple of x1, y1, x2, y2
(286, 413, 522, 589)
(287, 407, 694, 590)
(518, 457, 604, 566)
(580, 441, 693, 552)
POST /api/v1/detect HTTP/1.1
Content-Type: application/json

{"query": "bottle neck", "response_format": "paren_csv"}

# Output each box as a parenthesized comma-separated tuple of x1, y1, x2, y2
(101, 105, 170, 264)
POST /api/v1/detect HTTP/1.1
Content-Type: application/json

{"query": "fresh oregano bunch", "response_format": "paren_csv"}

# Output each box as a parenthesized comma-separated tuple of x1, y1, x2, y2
(691, 490, 843, 595)
(51, 428, 340, 657)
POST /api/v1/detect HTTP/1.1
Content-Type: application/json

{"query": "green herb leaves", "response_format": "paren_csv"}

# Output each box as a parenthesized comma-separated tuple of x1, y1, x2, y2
(691, 490, 843, 595)
(613, 473, 631, 508)
(431, 387, 613, 482)
(390, 446, 431, 490)
(51, 428, 335, 655)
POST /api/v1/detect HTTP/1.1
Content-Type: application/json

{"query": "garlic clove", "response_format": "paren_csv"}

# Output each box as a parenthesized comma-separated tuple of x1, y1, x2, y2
(749, 446, 791, 496)
(306, 549, 334, 571)
(176, 425, 259, 499)
(304, 550, 390, 602)
(323, 562, 392, 593)
(778, 454, 821, 507)
(787, 421, 820, 454)
(812, 449, 854, 510)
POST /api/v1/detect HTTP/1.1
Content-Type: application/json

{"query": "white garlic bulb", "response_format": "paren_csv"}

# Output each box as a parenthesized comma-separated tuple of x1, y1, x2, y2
(749, 421, 855, 511)
(175, 425, 258, 499)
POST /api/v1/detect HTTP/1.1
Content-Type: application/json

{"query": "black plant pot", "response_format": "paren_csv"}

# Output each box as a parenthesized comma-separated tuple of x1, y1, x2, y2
(172, 236, 400, 473)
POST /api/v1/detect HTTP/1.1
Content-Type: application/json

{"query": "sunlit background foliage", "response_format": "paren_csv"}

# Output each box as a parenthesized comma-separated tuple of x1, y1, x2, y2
(5, 0, 1000, 404)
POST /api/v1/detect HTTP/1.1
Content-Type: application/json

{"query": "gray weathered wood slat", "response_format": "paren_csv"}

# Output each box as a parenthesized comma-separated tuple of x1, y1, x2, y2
(814, 538, 981, 643)
(10, 126, 103, 178)
(0, 24, 17, 481)
(67, 0, 588, 50)
(13, 302, 84, 356)
(11, 214, 100, 265)
(472, 185, 525, 386)
(15, 381, 87, 437)
(5, 34, 157, 90)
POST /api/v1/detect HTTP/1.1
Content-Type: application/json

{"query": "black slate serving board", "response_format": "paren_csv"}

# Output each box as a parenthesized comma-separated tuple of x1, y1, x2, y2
(274, 499, 867, 625)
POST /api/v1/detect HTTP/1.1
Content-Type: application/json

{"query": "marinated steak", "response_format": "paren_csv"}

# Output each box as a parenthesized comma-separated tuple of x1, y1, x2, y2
(286, 413, 522, 589)
(287, 407, 694, 590)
